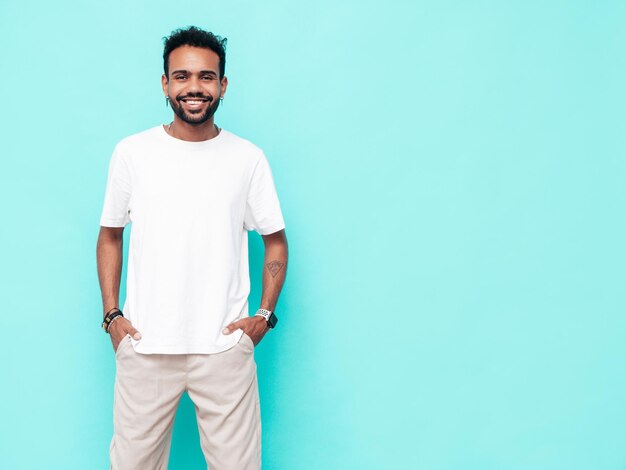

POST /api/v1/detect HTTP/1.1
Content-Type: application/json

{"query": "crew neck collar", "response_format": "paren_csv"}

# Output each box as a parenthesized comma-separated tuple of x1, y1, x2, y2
(156, 124, 227, 148)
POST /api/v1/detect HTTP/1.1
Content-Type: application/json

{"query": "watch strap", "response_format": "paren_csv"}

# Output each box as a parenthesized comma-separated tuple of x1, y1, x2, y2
(255, 308, 278, 328)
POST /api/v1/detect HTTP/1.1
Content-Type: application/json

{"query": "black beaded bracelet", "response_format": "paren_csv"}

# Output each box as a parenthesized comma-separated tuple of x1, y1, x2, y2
(102, 308, 124, 333)
(106, 314, 123, 333)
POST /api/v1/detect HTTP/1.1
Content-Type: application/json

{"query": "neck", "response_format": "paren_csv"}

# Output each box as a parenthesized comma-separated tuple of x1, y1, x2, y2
(168, 116, 220, 142)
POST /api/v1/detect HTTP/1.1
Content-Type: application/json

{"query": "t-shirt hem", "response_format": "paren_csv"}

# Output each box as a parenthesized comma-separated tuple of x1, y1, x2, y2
(100, 217, 129, 227)
(256, 221, 286, 235)
(129, 330, 243, 354)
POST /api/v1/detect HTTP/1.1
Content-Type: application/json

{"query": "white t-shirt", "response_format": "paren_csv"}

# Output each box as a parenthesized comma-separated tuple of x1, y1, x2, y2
(99, 125, 285, 354)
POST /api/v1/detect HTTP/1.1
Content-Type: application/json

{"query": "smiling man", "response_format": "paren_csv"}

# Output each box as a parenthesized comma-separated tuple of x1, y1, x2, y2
(96, 26, 288, 470)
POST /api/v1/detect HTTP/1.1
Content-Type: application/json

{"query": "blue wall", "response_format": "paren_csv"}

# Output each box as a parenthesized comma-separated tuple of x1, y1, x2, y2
(1, 1, 625, 468)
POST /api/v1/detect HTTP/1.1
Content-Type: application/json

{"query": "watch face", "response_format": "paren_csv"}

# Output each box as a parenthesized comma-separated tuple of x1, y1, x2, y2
(268, 314, 278, 328)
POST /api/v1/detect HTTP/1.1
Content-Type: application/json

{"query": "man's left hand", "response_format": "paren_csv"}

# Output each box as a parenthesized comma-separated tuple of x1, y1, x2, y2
(222, 316, 269, 346)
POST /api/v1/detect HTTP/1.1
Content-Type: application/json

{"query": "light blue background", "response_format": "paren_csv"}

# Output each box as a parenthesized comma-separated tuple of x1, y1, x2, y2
(1, 1, 625, 469)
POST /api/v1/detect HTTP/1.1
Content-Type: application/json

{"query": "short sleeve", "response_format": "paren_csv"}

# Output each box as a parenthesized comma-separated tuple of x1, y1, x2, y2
(99, 145, 132, 227)
(243, 153, 285, 235)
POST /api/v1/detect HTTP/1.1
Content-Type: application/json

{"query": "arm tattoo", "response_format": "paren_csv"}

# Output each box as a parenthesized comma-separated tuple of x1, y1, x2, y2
(266, 260, 285, 278)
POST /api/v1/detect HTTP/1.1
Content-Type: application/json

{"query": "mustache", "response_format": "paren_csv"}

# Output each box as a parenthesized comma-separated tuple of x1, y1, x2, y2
(176, 93, 213, 102)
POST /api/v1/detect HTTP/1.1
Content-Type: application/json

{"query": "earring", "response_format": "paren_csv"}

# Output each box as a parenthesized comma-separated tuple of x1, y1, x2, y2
(165, 96, 170, 107)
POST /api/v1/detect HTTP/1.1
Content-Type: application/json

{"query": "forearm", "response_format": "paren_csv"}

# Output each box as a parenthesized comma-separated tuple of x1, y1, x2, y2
(259, 229, 288, 312)
(96, 227, 124, 319)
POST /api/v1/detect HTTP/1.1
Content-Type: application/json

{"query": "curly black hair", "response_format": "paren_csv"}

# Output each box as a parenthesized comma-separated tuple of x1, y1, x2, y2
(163, 26, 227, 78)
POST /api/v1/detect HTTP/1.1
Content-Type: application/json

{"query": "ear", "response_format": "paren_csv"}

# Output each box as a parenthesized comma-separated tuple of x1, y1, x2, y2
(220, 75, 229, 98)
(161, 74, 168, 97)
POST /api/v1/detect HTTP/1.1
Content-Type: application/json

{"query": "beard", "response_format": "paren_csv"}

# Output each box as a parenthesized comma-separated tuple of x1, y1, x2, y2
(169, 93, 221, 125)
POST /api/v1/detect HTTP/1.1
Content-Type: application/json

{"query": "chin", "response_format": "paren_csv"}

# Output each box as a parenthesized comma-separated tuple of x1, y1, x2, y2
(183, 113, 212, 124)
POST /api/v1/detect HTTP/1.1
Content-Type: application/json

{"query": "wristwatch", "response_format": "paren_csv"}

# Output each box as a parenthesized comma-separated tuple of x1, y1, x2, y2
(255, 308, 278, 329)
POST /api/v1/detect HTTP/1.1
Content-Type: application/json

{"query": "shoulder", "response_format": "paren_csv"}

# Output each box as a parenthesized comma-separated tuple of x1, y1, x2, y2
(220, 130, 267, 164)
(114, 126, 163, 155)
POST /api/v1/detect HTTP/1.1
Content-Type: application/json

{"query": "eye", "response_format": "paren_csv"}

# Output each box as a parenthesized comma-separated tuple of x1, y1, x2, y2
(175, 75, 186, 80)
(201, 75, 214, 80)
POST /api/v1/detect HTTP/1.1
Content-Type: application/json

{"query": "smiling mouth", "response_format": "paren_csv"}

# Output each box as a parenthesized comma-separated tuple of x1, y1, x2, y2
(180, 98, 209, 105)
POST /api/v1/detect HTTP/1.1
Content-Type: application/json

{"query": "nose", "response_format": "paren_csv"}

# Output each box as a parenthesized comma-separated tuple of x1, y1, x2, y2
(187, 75, 202, 93)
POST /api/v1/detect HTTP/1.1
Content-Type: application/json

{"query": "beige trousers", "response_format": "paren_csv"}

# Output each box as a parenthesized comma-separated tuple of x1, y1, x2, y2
(109, 332, 261, 470)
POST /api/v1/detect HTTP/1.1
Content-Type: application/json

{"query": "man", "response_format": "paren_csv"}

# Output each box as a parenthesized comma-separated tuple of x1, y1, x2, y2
(96, 26, 288, 470)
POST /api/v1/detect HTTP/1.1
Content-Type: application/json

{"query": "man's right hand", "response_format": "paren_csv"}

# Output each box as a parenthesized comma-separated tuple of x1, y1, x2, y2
(109, 317, 142, 353)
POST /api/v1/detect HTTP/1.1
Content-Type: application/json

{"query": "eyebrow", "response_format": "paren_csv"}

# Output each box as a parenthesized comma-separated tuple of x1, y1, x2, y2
(170, 69, 218, 76)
